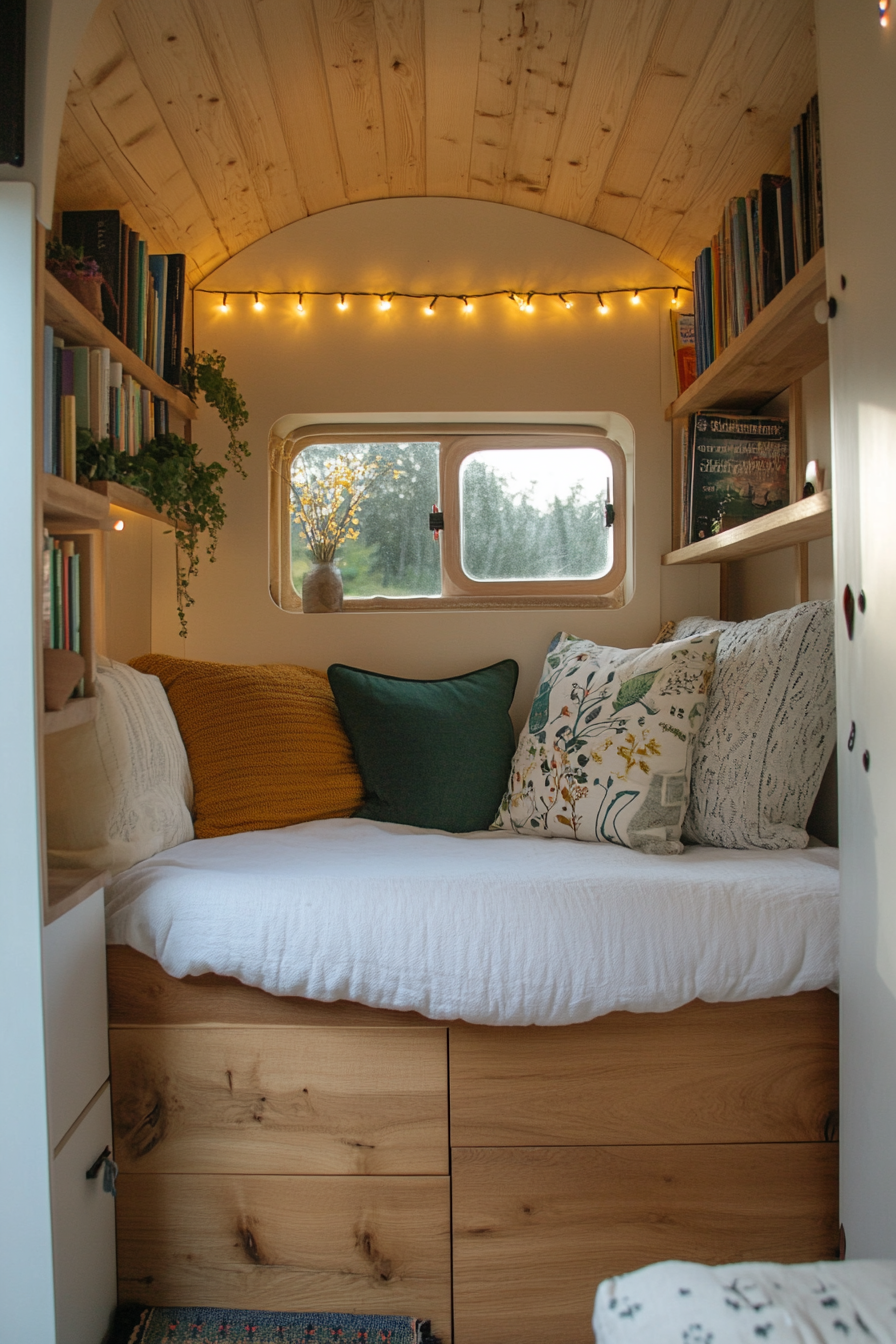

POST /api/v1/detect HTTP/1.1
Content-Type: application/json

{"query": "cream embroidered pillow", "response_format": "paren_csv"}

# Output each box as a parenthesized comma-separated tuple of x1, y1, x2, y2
(492, 630, 718, 854)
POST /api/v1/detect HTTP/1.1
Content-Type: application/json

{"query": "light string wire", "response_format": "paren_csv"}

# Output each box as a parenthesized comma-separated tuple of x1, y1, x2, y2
(201, 284, 689, 313)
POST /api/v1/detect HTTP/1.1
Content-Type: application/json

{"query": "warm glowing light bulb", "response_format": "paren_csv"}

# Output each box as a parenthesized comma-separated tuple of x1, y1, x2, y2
(462, 298, 474, 314)
(253, 293, 264, 312)
(560, 295, 573, 309)
(880, 0, 889, 23)
(523, 294, 535, 313)
(378, 295, 392, 311)
(671, 288, 680, 308)
(597, 295, 609, 315)
(113, 519, 125, 532)
(296, 295, 305, 315)
(424, 304, 435, 315)
(630, 290, 641, 305)
(219, 294, 230, 313)
(337, 295, 348, 310)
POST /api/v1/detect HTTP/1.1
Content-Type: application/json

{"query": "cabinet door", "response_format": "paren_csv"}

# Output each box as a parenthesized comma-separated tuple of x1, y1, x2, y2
(52, 1082, 117, 1344)
(43, 887, 110, 1147)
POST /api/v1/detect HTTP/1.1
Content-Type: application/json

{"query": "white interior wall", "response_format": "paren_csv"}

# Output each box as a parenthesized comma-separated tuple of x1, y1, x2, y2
(816, 0, 896, 1256)
(130, 198, 716, 728)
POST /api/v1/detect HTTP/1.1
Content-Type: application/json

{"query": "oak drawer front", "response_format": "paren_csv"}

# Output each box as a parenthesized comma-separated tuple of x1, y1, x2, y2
(117, 1173, 451, 1341)
(450, 991, 839, 1146)
(111, 1026, 448, 1174)
(52, 1083, 117, 1344)
(43, 888, 110, 1146)
(452, 1143, 839, 1344)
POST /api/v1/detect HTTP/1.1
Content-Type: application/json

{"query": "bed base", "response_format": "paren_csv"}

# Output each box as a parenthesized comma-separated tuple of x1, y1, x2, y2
(108, 946, 839, 1344)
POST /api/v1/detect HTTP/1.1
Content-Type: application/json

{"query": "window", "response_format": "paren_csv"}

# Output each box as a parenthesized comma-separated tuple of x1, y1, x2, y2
(270, 425, 627, 611)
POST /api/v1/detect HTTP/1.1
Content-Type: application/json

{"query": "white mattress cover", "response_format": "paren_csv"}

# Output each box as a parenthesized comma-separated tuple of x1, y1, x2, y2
(105, 818, 839, 1027)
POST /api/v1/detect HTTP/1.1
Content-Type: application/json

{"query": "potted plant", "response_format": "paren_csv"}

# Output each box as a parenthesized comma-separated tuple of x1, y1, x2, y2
(289, 450, 399, 612)
(46, 237, 106, 321)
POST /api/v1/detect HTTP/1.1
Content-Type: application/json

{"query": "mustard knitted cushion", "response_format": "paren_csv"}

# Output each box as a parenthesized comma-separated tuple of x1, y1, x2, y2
(131, 654, 365, 839)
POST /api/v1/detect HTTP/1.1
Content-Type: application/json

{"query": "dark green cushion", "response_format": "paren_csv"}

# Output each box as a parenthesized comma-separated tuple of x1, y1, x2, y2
(327, 660, 519, 832)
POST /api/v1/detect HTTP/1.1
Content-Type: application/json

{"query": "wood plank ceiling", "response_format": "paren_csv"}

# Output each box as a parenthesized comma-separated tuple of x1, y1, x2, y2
(56, 0, 817, 284)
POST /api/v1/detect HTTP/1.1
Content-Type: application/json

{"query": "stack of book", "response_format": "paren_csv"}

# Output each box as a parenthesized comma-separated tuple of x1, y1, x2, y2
(679, 411, 790, 546)
(692, 94, 823, 376)
(42, 532, 81, 657)
(43, 326, 171, 478)
(59, 209, 187, 386)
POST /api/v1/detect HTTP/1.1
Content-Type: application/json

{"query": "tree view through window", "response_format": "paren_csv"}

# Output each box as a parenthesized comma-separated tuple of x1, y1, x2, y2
(290, 440, 613, 598)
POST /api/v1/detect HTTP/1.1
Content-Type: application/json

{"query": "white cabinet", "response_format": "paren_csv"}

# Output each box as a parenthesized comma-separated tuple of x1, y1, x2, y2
(43, 887, 110, 1148)
(51, 1083, 117, 1344)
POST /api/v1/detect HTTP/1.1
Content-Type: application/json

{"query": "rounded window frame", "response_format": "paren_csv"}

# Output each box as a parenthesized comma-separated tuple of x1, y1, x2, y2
(270, 423, 627, 612)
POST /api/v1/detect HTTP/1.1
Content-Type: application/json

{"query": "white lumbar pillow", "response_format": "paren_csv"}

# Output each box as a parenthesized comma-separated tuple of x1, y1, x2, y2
(492, 629, 719, 854)
(669, 601, 836, 849)
(45, 658, 194, 875)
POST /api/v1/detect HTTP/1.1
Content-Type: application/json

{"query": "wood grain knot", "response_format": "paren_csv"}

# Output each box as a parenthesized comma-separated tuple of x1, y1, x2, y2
(237, 1220, 267, 1265)
(355, 1227, 394, 1282)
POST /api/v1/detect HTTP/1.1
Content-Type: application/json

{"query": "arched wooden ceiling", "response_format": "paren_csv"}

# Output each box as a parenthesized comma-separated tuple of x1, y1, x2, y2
(56, 0, 816, 285)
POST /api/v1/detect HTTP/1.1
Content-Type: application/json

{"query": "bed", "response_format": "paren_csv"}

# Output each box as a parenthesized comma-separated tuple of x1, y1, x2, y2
(105, 819, 840, 1344)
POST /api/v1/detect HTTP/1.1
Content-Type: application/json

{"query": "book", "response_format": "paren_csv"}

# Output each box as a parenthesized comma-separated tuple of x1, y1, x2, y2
(71, 346, 90, 429)
(777, 178, 796, 286)
(149, 254, 168, 375)
(43, 325, 54, 473)
(687, 411, 789, 544)
(60, 394, 77, 482)
(126, 228, 139, 353)
(759, 173, 787, 307)
(41, 530, 51, 647)
(670, 311, 697, 396)
(60, 209, 122, 338)
(163, 253, 186, 388)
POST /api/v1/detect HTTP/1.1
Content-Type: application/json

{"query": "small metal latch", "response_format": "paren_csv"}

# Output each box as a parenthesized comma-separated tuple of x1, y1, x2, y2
(86, 1145, 118, 1196)
(428, 508, 444, 534)
(605, 502, 616, 527)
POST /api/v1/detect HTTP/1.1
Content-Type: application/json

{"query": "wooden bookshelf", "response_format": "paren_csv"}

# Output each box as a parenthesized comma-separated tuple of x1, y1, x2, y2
(44, 696, 98, 736)
(42, 473, 110, 527)
(45, 867, 109, 925)
(44, 269, 197, 426)
(666, 250, 829, 420)
(88, 479, 172, 525)
(662, 489, 832, 567)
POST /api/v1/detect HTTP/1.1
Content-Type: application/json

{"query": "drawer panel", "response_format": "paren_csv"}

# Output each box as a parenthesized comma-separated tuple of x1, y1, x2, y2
(450, 991, 839, 1146)
(43, 887, 110, 1146)
(52, 1083, 117, 1344)
(111, 1026, 448, 1174)
(117, 1173, 451, 1341)
(451, 1142, 839, 1344)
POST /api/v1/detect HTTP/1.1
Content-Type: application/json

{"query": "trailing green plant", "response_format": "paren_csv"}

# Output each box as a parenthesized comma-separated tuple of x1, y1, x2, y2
(78, 432, 227, 638)
(182, 348, 249, 476)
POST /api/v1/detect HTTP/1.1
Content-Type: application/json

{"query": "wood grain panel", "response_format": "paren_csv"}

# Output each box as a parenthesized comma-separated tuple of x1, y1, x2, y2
(117, 1173, 451, 1339)
(374, 0, 427, 197)
(314, 0, 390, 203)
(423, 0, 481, 196)
(451, 990, 838, 1146)
(110, 1026, 448, 1174)
(624, 0, 811, 263)
(589, 0, 730, 241)
(107, 945, 438, 1027)
(452, 1144, 839, 1344)
(252, 0, 348, 216)
(542, 0, 667, 227)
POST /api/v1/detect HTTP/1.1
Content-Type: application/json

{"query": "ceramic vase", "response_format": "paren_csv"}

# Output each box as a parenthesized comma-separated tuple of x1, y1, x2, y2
(302, 561, 344, 613)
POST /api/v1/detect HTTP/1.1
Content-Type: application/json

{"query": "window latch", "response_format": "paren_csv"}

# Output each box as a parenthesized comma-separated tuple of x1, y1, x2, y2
(605, 502, 616, 527)
(429, 506, 444, 539)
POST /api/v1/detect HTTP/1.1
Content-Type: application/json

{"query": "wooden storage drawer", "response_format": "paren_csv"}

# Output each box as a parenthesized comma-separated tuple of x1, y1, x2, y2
(450, 991, 839, 1146)
(451, 1142, 840, 1344)
(111, 1026, 448, 1174)
(52, 1082, 118, 1344)
(43, 887, 110, 1147)
(117, 1173, 452, 1339)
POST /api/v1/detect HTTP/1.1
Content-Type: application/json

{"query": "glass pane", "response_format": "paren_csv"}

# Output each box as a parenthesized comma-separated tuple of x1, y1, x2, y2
(460, 447, 613, 582)
(290, 441, 442, 598)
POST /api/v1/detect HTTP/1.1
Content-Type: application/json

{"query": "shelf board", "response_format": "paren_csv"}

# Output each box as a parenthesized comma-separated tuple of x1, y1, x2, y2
(42, 473, 110, 527)
(662, 489, 832, 566)
(667, 249, 829, 420)
(44, 270, 197, 423)
(43, 695, 98, 735)
(89, 479, 172, 524)
(46, 866, 109, 925)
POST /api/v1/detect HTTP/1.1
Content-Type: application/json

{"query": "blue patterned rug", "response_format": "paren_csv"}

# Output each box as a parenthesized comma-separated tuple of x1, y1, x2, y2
(111, 1305, 437, 1344)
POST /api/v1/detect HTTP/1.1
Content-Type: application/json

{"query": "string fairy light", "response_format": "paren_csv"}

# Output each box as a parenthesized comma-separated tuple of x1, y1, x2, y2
(880, 0, 890, 26)
(199, 283, 690, 320)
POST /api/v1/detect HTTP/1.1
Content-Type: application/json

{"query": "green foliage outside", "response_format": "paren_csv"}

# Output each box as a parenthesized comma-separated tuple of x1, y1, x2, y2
(291, 442, 610, 597)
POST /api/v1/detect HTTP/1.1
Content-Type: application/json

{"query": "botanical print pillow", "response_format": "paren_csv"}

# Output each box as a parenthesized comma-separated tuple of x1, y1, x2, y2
(492, 630, 719, 854)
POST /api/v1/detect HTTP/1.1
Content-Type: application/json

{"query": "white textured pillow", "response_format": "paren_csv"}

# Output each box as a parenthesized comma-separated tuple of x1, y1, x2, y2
(492, 629, 719, 854)
(45, 658, 194, 875)
(670, 601, 835, 849)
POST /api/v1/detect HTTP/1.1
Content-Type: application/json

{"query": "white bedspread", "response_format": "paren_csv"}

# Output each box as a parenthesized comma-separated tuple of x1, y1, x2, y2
(105, 818, 839, 1027)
